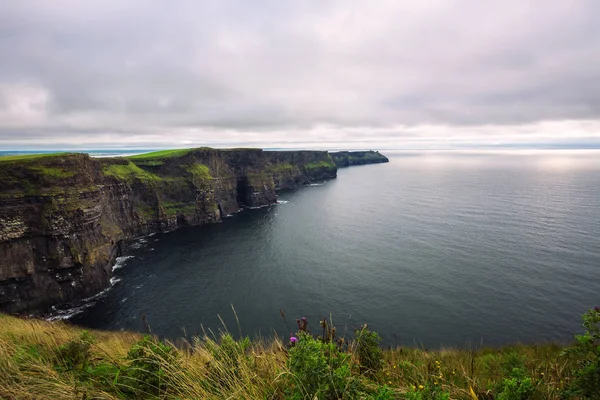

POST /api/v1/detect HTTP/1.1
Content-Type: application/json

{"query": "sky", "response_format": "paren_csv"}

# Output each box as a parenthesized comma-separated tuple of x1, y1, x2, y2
(1, 1, 600, 150)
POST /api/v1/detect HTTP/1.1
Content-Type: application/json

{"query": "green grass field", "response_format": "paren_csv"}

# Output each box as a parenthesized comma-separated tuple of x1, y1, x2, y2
(0, 152, 70, 162)
(1, 308, 598, 400)
(127, 149, 195, 160)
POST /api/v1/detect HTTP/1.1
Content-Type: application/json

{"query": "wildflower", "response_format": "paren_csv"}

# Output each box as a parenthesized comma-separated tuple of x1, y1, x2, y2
(393, 365, 396, 368)
(290, 336, 298, 343)
(412, 385, 416, 390)
(541, 372, 544, 376)
(419, 385, 424, 389)
(388, 381, 392, 384)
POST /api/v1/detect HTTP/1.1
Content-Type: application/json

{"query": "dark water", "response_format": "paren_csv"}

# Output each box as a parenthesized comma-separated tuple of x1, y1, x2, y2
(70, 151, 600, 347)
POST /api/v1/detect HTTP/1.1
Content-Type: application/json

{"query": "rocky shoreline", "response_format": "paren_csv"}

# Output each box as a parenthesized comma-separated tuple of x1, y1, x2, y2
(0, 148, 388, 314)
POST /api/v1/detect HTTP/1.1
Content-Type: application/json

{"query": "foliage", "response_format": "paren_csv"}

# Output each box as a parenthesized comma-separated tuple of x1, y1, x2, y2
(563, 307, 600, 399)
(354, 325, 384, 375)
(286, 332, 362, 399)
(55, 330, 95, 371)
(497, 367, 535, 400)
(0, 310, 598, 400)
(123, 335, 179, 396)
(403, 384, 450, 400)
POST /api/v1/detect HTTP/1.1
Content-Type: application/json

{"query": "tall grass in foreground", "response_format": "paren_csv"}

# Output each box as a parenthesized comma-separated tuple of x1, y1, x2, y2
(0, 308, 598, 399)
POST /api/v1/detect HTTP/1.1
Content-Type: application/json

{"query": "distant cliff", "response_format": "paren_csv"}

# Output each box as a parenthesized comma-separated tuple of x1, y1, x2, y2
(0, 148, 337, 314)
(330, 151, 389, 167)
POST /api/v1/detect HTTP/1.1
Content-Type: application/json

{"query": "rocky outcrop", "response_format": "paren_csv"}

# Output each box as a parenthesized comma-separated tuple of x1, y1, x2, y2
(0, 148, 337, 314)
(330, 151, 389, 167)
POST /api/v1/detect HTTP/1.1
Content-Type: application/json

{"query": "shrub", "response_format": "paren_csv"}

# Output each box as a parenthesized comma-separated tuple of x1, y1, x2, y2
(354, 325, 383, 375)
(370, 385, 395, 400)
(123, 336, 179, 396)
(287, 332, 361, 400)
(56, 330, 95, 371)
(497, 367, 535, 400)
(563, 307, 600, 399)
(403, 384, 450, 400)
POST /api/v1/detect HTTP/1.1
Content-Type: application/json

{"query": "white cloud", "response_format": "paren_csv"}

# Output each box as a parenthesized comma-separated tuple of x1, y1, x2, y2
(0, 1, 599, 149)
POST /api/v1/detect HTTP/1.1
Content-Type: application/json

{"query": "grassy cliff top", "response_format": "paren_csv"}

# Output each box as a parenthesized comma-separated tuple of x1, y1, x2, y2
(0, 152, 73, 163)
(1, 309, 597, 400)
(127, 147, 265, 160)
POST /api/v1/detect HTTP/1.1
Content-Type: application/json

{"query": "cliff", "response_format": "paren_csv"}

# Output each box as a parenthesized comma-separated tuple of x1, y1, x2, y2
(330, 150, 389, 167)
(0, 148, 336, 314)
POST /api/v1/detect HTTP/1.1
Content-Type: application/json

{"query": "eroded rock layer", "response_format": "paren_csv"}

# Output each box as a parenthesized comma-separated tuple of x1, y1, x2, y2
(0, 149, 336, 314)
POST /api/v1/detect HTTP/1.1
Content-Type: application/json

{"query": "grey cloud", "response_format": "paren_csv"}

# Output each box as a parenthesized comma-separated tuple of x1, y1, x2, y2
(0, 0, 600, 148)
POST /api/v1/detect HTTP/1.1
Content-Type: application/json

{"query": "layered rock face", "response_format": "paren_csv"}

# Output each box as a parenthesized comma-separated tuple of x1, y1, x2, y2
(0, 149, 336, 314)
(330, 151, 389, 167)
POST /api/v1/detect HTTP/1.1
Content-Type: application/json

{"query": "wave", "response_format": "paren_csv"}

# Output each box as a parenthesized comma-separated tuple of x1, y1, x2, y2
(45, 282, 115, 322)
(46, 256, 131, 321)
(130, 238, 148, 249)
(109, 276, 122, 285)
(112, 255, 134, 271)
(248, 204, 273, 210)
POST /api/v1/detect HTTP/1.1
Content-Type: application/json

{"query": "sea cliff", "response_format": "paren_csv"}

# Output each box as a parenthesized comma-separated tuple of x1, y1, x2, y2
(330, 150, 389, 167)
(0, 148, 337, 314)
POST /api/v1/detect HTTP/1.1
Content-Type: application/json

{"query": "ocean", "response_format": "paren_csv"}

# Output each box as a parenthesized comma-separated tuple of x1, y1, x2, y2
(61, 150, 600, 348)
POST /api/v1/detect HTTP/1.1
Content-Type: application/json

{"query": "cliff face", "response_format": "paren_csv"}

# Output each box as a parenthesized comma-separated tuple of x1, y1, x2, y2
(0, 149, 336, 314)
(330, 151, 389, 167)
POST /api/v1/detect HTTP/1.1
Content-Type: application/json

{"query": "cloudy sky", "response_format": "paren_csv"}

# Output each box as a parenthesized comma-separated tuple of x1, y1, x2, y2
(1, 1, 600, 150)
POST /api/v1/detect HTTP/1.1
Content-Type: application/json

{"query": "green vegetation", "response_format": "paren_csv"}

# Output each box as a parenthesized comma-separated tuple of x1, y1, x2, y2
(30, 166, 76, 179)
(133, 160, 165, 167)
(268, 163, 298, 174)
(0, 152, 70, 162)
(1, 308, 598, 399)
(161, 202, 197, 217)
(102, 162, 162, 182)
(186, 163, 212, 180)
(303, 160, 337, 171)
(128, 149, 193, 160)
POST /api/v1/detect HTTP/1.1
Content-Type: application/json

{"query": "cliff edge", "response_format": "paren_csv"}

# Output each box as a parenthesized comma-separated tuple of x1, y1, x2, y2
(330, 151, 389, 167)
(0, 148, 336, 314)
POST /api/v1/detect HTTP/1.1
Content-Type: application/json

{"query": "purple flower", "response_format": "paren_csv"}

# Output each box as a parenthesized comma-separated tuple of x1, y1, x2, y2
(290, 336, 298, 343)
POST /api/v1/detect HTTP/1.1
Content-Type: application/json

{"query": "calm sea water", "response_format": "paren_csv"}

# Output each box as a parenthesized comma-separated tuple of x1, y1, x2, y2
(69, 151, 600, 348)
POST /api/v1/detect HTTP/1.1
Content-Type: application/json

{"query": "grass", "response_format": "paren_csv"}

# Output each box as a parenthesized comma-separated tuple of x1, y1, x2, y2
(268, 163, 298, 174)
(1, 310, 594, 400)
(161, 202, 198, 217)
(133, 160, 165, 167)
(186, 163, 213, 180)
(127, 149, 194, 160)
(0, 153, 71, 162)
(102, 162, 162, 182)
(30, 166, 76, 179)
(303, 160, 337, 171)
